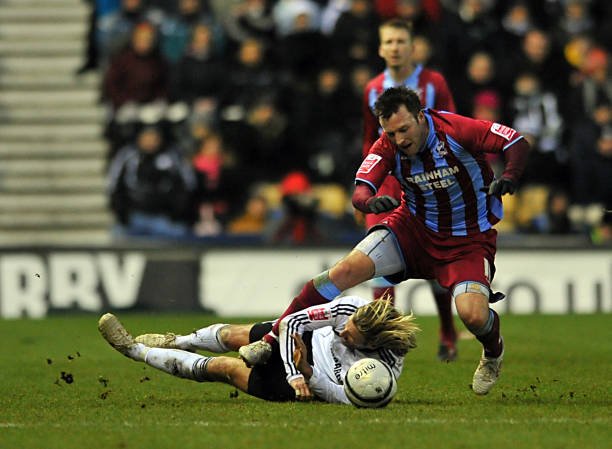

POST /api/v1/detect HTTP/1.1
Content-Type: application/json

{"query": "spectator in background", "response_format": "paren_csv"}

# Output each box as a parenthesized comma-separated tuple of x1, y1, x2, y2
(76, 0, 120, 74)
(410, 34, 439, 69)
(223, 0, 276, 50)
(235, 97, 292, 179)
(567, 47, 612, 215)
(219, 38, 280, 122)
(269, 171, 326, 244)
(331, 0, 381, 73)
(510, 72, 566, 187)
(349, 64, 374, 99)
(453, 50, 499, 116)
(502, 28, 570, 103)
(290, 67, 357, 185)
(567, 46, 611, 123)
(101, 22, 169, 157)
(563, 32, 596, 76)
(394, 0, 445, 60)
(276, 9, 330, 88)
(273, 0, 321, 38)
(158, 0, 226, 65)
(227, 194, 270, 236)
(436, 0, 502, 84)
(320, 0, 351, 35)
(102, 22, 168, 110)
(171, 23, 227, 113)
(526, 190, 574, 234)
(472, 89, 501, 122)
(499, 1, 534, 51)
(557, 0, 595, 41)
(375, 0, 442, 24)
(192, 131, 241, 236)
(108, 124, 198, 238)
(97, 0, 163, 67)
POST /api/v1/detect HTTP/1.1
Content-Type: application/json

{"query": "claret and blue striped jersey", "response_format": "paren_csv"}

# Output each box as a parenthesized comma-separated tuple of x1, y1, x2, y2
(356, 109, 526, 236)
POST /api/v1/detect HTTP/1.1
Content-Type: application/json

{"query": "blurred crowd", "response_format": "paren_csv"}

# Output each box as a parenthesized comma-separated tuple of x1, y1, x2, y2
(79, 0, 612, 244)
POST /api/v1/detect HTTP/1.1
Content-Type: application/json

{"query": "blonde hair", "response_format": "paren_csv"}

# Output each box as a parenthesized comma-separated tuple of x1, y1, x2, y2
(352, 296, 419, 356)
(379, 18, 413, 37)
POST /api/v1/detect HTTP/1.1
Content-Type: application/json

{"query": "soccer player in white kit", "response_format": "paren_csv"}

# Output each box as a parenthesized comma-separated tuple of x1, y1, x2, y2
(98, 296, 419, 404)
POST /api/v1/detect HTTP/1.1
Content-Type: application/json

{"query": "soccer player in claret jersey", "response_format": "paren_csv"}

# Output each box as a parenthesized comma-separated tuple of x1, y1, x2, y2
(240, 86, 529, 396)
(362, 18, 458, 362)
(98, 296, 418, 404)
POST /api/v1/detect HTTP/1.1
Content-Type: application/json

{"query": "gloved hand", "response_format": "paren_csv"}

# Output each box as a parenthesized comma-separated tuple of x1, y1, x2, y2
(367, 195, 400, 214)
(480, 177, 517, 196)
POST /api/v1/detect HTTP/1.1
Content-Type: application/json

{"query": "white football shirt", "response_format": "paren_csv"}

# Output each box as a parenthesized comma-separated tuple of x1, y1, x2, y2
(278, 295, 404, 404)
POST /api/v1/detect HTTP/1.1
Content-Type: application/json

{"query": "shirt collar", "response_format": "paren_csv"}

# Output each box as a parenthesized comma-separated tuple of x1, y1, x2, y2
(419, 109, 436, 154)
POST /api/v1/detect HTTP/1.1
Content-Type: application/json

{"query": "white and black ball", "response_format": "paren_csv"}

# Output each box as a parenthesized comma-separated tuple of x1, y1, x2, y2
(344, 358, 397, 408)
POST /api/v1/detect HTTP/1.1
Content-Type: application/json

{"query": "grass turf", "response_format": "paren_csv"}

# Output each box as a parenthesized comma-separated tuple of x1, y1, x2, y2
(1, 313, 610, 449)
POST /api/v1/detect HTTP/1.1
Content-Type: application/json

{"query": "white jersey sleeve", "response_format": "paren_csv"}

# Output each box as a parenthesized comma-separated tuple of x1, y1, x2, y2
(278, 296, 370, 383)
(308, 365, 351, 405)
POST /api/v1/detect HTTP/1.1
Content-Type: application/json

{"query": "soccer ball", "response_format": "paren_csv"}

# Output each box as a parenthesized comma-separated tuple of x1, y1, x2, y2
(343, 358, 397, 408)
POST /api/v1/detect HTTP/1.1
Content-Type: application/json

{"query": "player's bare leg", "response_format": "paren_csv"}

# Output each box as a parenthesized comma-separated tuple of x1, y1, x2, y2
(455, 291, 503, 395)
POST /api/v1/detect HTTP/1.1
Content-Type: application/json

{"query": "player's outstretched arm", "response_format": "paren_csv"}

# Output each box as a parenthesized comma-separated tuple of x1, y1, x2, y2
(352, 183, 399, 214)
(481, 137, 530, 196)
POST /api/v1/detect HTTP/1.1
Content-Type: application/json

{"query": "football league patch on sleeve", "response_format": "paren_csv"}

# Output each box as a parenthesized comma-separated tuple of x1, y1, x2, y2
(358, 154, 382, 174)
(490, 123, 517, 141)
(307, 307, 331, 321)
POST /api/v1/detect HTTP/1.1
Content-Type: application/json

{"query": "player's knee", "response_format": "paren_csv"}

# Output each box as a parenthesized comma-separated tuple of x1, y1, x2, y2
(455, 292, 489, 330)
(459, 311, 485, 331)
(218, 325, 232, 347)
(207, 356, 233, 380)
(212, 357, 247, 384)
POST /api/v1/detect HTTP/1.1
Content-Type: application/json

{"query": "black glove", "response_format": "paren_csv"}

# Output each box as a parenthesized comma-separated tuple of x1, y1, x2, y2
(480, 178, 517, 196)
(367, 195, 400, 214)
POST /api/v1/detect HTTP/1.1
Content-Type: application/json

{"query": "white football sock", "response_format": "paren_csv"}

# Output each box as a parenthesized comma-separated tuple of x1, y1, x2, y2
(175, 323, 230, 353)
(126, 343, 148, 362)
(144, 348, 213, 381)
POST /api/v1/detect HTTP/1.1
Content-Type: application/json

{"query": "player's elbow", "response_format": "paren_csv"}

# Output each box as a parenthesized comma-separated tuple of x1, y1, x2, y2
(352, 183, 374, 212)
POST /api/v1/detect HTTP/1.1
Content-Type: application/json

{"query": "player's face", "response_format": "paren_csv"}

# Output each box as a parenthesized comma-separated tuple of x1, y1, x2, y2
(339, 317, 368, 350)
(379, 26, 412, 69)
(379, 105, 427, 157)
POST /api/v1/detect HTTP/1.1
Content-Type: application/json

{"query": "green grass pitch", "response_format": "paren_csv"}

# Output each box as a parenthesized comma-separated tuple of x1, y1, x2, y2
(1, 313, 610, 449)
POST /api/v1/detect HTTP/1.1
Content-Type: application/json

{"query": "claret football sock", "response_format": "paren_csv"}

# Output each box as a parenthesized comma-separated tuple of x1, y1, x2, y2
(263, 332, 278, 346)
(176, 323, 230, 353)
(372, 276, 395, 303)
(475, 309, 502, 358)
(269, 272, 339, 337)
(373, 286, 394, 303)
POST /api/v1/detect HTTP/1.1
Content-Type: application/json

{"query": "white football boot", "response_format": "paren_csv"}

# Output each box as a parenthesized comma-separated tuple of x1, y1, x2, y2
(98, 313, 145, 361)
(472, 337, 504, 395)
(238, 340, 272, 367)
(135, 333, 178, 349)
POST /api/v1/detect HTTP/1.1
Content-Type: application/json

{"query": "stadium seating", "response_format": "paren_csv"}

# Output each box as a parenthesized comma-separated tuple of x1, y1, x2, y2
(0, 0, 112, 245)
